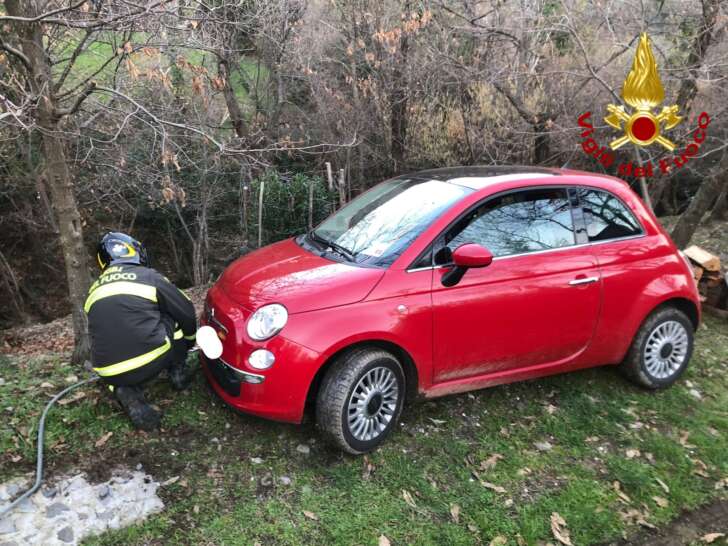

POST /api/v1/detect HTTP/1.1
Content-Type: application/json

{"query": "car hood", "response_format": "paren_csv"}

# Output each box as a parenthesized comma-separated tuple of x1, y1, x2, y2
(217, 238, 385, 314)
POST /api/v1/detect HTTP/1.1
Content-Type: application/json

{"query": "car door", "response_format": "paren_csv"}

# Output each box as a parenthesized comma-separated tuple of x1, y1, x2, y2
(430, 187, 601, 384)
(575, 187, 653, 355)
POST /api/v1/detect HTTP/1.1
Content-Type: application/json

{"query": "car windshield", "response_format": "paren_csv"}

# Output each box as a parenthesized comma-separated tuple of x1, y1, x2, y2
(312, 178, 473, 267)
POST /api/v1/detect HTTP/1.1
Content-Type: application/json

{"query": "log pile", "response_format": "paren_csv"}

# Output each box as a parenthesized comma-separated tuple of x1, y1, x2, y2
(683, 245, 728, 317)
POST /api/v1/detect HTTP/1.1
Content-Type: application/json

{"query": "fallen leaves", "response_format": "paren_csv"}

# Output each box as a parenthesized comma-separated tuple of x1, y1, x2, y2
(481, 481, 506, 494)
(362, 456, 375, 480)
(479, 453, 503, 472)
(692, 458, 711, 478)
(449, 503, 460, 523)
(679, 430, 696, 449)
(625, 448, 641, 459)
(489, 536, 507, 546)
(620, 508, 656, 529)
(58, 390, 86, 406)
(402, 489, 417, 508)
(702, 533, 726, 543)
(302, 510, 318, 521)
(651, 495, 669, 508)
(94, 431, 113, 448)
(613, 481, 632, 504)
(161, 475, 179, 486)
(550, 512, 573, 546)
(655, 477, 670, 494)
(378, 535, 391, 546)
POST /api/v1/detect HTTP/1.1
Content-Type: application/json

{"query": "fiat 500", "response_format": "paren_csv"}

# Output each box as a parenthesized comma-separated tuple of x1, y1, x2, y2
(201, 166, 700, 453)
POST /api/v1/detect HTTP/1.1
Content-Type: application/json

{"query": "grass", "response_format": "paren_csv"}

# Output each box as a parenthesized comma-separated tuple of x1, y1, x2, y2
(1, 316, 727, 545)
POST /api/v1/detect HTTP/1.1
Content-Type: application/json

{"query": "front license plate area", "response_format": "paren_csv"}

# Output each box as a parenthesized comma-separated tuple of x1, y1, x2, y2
(208, 357, 241, 397)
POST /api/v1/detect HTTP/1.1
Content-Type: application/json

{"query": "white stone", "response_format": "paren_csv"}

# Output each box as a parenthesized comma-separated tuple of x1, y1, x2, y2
(296, 444, 310, 455)
(0, 469, 164, 545)
(0, 517, 16, 534)
(45, 503, 70, 518)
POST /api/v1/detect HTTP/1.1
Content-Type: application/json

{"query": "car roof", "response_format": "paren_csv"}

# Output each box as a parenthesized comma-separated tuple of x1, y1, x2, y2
(403, 165, 624, 191)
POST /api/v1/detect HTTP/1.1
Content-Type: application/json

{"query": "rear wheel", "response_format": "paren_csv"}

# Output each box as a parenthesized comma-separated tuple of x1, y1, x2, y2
(620, 306, 694, 389)
(316, 348, 405, 454)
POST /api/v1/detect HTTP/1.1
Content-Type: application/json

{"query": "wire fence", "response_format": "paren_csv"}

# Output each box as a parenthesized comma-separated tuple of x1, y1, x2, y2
(243, 170, 341, 248)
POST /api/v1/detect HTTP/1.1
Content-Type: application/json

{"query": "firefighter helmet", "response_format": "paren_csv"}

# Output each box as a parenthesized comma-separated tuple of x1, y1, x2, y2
(97, 232, 148, 269)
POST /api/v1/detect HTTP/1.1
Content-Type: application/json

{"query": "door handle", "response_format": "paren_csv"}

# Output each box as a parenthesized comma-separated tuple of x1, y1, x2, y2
(569, 276, 599, 286)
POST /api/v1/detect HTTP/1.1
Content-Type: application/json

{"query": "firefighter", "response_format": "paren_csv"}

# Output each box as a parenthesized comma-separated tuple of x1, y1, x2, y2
(85, 232, 197, 430)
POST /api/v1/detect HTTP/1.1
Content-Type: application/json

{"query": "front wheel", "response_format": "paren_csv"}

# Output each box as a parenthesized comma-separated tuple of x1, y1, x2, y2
(620, 306, 694, 389)
(316, 348, 405, 454)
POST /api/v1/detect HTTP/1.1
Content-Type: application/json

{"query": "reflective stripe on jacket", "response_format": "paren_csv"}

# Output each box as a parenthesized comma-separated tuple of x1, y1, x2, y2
(85, 264, 196, 376)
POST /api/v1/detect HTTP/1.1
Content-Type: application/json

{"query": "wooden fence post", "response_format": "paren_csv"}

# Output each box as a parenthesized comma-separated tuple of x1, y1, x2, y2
(325, 162, 334, 191)
(257, 178, 265, 248)
(338, 168, 346, 207)
(308, 178, 315, 230)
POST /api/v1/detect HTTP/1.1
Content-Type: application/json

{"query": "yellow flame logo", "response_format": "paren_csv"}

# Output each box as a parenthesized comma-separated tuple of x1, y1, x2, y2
(622, 34, 664, 109)
(604, 33, 682, 151)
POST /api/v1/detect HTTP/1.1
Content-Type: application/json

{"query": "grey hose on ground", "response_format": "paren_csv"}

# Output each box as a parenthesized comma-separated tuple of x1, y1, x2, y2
(0, 375, 100, 519)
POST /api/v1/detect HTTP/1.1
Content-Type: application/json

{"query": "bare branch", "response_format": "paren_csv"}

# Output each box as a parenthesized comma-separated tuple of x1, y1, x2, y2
(0, 0, 88, 23)
(0, 38, 31, 72)
(54, 81, 96, 116)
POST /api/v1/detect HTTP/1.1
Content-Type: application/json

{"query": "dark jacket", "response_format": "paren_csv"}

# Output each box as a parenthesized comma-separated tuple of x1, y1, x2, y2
(85, 263, 196, 375)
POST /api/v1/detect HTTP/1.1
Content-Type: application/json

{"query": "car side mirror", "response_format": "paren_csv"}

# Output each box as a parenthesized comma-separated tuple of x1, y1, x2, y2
(441, 243, 493, 287)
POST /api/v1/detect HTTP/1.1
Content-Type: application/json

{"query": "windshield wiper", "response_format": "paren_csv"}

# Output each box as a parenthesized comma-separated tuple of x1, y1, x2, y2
(308, 230, 357, 262)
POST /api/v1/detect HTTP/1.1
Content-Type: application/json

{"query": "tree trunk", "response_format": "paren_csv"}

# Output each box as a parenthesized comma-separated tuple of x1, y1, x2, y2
(533, 119, 550, 165)
(670, 176, 726, 248)
(6, 0, 91, 364)
(708, 184, 728, 222)
(218, 58, 249, 139)
(0, 248, 26, 321)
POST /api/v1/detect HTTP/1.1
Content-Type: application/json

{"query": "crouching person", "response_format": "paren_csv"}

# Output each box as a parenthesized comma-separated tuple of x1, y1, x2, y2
(85, 232, 197, 430)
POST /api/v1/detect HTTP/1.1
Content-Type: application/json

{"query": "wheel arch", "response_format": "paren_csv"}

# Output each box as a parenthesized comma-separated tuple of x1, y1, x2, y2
(304, 339, 419, 416)
(653, 296, 700, 331)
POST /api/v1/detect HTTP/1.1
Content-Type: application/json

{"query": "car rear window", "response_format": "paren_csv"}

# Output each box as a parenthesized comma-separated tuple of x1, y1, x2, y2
(578, 189, 643, 242)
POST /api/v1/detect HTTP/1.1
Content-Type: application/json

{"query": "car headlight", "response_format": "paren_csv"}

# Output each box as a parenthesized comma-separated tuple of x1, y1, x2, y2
(246, 304, 288, 341)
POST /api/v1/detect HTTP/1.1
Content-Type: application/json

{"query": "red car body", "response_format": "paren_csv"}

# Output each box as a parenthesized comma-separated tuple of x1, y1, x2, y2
(201, 167, 700, 424)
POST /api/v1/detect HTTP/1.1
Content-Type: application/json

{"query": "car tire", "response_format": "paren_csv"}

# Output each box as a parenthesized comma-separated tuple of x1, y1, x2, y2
(620, 306, 694, 389)
(316, 348, 405, 454)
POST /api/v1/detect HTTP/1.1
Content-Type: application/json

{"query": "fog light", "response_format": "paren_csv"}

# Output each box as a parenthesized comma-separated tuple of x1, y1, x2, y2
(248, 349, 275, 370)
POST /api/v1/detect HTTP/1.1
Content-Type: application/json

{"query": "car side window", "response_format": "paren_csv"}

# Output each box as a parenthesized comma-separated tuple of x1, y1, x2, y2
(439, 188, 576, 262)
(578, 189, 643, 242)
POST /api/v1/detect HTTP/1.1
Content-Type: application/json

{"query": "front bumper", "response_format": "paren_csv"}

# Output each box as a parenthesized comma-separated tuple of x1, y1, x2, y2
(201, 285, 323, 423)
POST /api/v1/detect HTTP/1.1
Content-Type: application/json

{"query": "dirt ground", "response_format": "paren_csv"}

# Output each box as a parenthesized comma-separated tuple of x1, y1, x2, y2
(606, 499, 728, 545)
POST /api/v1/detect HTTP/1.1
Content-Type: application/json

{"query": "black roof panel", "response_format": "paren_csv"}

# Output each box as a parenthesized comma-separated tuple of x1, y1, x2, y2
(404, 165, 560, 181)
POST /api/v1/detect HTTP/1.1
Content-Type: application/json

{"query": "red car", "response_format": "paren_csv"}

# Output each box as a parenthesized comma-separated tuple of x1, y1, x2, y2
(201, 166, 700, 453)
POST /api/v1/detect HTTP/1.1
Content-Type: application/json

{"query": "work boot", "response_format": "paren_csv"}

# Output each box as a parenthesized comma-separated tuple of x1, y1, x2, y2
(115, 385, 161, 431)
(168, 354, 196, 391)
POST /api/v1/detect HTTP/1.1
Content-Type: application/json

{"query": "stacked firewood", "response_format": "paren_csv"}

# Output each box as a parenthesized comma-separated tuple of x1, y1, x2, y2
(683, 246, 728, 313)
